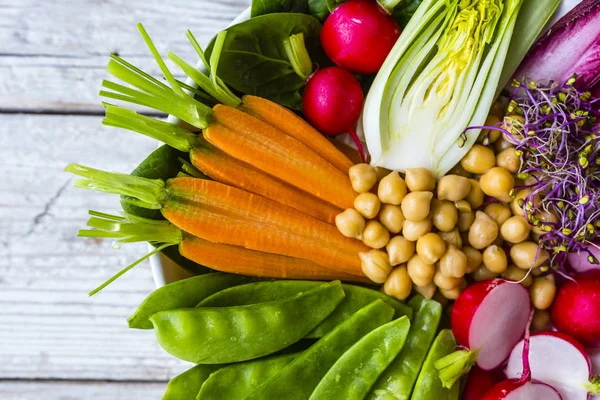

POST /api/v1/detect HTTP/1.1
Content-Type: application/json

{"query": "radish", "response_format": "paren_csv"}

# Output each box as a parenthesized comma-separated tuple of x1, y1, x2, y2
(482, 379, 563, 400)
(506, 331, 600, 399)
(568, 243, 600, 273)
(434, 279, 531, 388)
(463, 366, 500, 400)
(303, 67, 366, 161)
(551, 271, 600, 348)
(320, 0, 401, 75)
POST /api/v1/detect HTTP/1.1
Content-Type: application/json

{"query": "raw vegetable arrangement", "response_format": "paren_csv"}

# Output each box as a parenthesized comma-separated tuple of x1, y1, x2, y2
(66, 0, 600, 398)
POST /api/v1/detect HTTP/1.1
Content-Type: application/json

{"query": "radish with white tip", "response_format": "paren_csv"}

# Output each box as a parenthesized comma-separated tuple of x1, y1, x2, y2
(434, 279, 531, 388)
(482, 379, 563, 400)
(506, 331, 600, 400)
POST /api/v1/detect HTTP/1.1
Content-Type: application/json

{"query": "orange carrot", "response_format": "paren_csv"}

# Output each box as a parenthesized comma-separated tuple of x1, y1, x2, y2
(190, 141, 341, 224)
(179, 236, 370, 283)
(240, 95, 354, 173)
(162, 177, 368, 276)
(204, 105, 357, 210)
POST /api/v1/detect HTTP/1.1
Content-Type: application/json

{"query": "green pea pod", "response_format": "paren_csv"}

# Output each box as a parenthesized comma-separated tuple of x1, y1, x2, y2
(244, 299, 395, 400)
(309, 316, 411, 400)
(151, 281, 345, 364)
(367, 295, 443, 400)
(197, 352, 298, 399)
(129, 273, 253, 329)
(163, 364, 221, 400)
(198, 280, 412, 337)
(410, 330, 459, 400)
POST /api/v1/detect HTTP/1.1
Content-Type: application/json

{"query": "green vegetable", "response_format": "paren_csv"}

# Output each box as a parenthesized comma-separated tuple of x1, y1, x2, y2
(245, 300, 394, 399)
(251, 0, 309, 17)
(410, 330, 459, 400)
(309, 316, 411, 400)
(391, 0, 423, 28)
(367, 295, 443, 400)
(205, 13, 322, 110)
(362, 0, 525, 178)
(197, 280, 413, 337)
(197, 352, 298, 399)
(128, 273, 253, 329)
(307, 0, 333, 20)
(150, 281, 344, 364)
(162, 364, 220, 400)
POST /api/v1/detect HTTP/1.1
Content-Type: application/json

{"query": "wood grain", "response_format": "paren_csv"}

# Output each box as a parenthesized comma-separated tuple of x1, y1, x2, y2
(0, 381, 166, 400)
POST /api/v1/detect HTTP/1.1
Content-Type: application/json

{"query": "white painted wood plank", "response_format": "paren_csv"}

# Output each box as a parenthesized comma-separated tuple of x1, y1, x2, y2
(0, 114, 191, 380)
(0, 381, 166, 400)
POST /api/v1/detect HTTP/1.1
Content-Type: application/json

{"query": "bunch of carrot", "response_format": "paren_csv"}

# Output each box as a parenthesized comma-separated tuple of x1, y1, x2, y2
(70, 24, 370, 290)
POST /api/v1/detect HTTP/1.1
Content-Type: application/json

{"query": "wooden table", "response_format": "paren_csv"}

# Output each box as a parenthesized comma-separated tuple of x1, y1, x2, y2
(0, 1, 248, 398)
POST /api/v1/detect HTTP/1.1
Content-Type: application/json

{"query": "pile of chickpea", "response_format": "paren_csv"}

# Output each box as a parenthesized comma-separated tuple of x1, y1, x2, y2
(335, 112, 557, 331)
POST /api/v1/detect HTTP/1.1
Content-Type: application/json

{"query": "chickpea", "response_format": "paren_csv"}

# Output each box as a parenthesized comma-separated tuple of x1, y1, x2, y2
(496, 147, 522, 173)
(455, 200, 472, 213)
(439, 279, 467, 300)
(432, 200, 458, 232)
(530, 274, 556, 310)
(362, 220, 391, 249)
(502, 265, 533, 287)
(483, 245, 508, 274)
(359, 250, 392, 283)
(503, 114, 525, 136)
(448, 163, 472, 178)
(378, 171, 408, 205)
(414, 282, 437, 299)
(510, 242, 549, 269)
(511, 189, 540, 217)
(387, 236, 415, 266)
(405, 168, 435, 192)
(383, 266, 413, 301)
(438, 245, 468, 279)
(440, 228, 463, 249)
(354, 193, 381, 219)
(401, 191, 434, 221)
(349, 163, 377, 193)
(478, 115, 502, 144)
(495, 137, 513, 153)
(531, 211, 558, 235)
(500, 216, 531, 244)
(407, 255, 436, 286)
(468, 211, 499, 249)
(416, 233, 447, 265)
(335, 209, 366, 240)
(479, 167, 515, 202)
(472, 265, 499, 281)
(463, 246, 483, 273)
(432, 290, 450, 307)
(379, 204, 405, 234)
(458, 211, 475, 232)
(461, 145, 496, 174)
(375, 166, 393, 182)
(490, 102, 504, 118)
(466, 179, 484, 209)
(434, 267, 463, 290)
(531, 310, 552, 332)
(484, 203, 512, 226)
(402, 218, 433, 241)
(437, 175, 471, 201)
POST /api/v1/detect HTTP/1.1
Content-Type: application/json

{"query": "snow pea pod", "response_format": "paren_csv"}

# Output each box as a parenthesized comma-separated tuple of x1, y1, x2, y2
(163, 364, 221, 400)
(198, 280, 412, 337)
(309, 316, 411, 400)
(244, 299, 394, 400)
(197, 352, 298, 400)
(367, 295, 443, 400)
(129, 273, 253, 329)
(411, 329, 459, 400)
(151, 280, 344, 364)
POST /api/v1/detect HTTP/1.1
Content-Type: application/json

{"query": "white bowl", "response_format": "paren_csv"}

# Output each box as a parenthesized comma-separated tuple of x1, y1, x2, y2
(150, 6, 251, 288)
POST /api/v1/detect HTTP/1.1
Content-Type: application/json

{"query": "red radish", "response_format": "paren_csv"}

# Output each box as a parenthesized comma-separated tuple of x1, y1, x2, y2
(482, 379, 563, 400)
(303, 67, 366, 161)
(463, 366, 500, 400)
(321, 0, 401, 75)
(551, 271, 600, 348)
(435, 279, 531, 388)
(506, 331, 600, 399)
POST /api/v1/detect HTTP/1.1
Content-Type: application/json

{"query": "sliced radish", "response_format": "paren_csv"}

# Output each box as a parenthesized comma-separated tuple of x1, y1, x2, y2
(435, 279, 531, 388)
(463, 366, 500, 400)
(482, 379, 563, 400)
(506, 331, 600, 399)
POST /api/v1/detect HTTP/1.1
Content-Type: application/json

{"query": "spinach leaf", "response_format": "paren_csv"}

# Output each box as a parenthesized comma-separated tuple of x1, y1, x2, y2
(206, 13, 322, 110)
(308, 0, 422, 27)
(251, 0, 309, 17)
(308, 0, 339, 21)
(392, 0, 423, 28)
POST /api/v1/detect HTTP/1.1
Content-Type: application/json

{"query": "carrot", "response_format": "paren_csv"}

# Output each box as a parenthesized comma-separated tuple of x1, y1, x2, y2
(180, 236, 370, 283)
(240, 95, 354, 173)
(205, 105, 357, 210)
(190, 141, 341, 224)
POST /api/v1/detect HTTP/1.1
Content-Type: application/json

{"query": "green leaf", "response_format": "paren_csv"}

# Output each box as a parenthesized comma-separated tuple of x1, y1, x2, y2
(205, 13, 322, 110)
(392, 0, 424, 28)
(251, 0, 309, 18)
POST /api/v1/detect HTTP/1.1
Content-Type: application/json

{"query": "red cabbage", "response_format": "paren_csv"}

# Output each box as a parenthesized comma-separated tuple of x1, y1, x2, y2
(515, 0, 600, 91)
